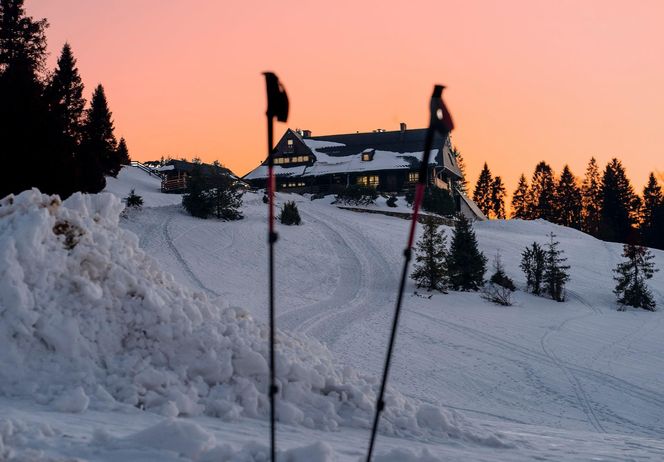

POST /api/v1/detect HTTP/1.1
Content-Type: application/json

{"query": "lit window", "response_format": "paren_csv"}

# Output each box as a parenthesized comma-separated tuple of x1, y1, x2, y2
(283, 157, 291, 164)
(408, 172, 419, 183)
(287, 139, 293, 147)
(362, 153, 371, 161)
(357, 175, 379, 187)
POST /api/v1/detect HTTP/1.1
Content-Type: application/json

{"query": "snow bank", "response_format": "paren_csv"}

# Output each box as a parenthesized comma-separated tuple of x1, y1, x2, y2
(0, 189, 504, 446)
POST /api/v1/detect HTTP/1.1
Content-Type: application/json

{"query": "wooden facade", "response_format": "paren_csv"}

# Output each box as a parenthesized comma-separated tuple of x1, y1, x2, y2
(159, 160, 236, 193)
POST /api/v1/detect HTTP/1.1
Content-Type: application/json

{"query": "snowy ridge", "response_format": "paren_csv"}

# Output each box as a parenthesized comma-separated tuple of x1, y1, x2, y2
(0, 189, 505, 458)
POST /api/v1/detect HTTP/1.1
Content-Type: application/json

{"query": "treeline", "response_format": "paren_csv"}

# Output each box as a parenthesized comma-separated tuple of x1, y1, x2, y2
(0, 0, 129, 199)
(472, 158, 664, 249)
(413, 216, 658, 311)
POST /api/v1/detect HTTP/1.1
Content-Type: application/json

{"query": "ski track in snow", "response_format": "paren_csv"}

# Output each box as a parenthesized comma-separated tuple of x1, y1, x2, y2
(163, 213, 220, 297)
(277, 205, 397, 346)
(408, 308, 664, 436)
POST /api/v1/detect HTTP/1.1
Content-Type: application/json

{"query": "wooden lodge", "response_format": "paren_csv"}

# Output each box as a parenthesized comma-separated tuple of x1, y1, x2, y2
(158, 160, 236, 193)
(243, 124, 485, 219)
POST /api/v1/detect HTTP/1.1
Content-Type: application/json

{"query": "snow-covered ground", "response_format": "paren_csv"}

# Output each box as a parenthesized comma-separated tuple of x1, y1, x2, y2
(1, 166, 663, 460)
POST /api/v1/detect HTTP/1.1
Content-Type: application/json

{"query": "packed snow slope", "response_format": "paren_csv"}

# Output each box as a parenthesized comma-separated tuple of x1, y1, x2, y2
(0, 165, 663, 460)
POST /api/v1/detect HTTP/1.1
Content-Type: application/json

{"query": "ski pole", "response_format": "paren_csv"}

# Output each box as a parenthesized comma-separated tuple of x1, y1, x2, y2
(365, 85, 454, 462)
(263, 72, 289, 462)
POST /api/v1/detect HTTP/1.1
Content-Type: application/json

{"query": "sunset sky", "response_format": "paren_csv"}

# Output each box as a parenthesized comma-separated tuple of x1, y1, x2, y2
(31, 0, 663, 194)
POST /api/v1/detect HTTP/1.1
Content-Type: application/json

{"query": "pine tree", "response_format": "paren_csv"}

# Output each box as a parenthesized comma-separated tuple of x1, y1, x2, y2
(543, 233, 570, 302)
(45, 43, 85, 143)
(80, 84, 118, 188)
(0, 0, 51, 197)
(125, 188, 143, 208)
(279, 201, 302, 225)
(182, 165, 213, 218)
(473, 163, 493, 218)
(446, 214, 487, 291)
(581, 157, 602, 236)
(529, 161, 556, 221)
(613, 243, 658, 311)
(451, 146, 468, 194)
(116, 137, 131, 166)
(490, 176, 506, 219)
(208, 172, 243, 221)
(555, 165, 582, 229)
(640, 173, 662, 248)
(511, 174, 530, 219)
(599, 158, 639, 243)
(0, 0, 47, 72)
(411, 216, 448, 291)
(520, 242, 546, 295)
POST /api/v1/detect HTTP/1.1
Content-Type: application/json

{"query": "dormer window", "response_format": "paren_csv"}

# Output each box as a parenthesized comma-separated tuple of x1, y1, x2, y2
(362, 149, 375, 162)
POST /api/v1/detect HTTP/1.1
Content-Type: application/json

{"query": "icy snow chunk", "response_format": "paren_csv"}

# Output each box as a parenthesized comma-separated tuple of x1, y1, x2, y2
(53, 387, 89, 413)
(374, 447, 440, 462)
(127, 418, 215, 459)
(233, 348, 269, 377)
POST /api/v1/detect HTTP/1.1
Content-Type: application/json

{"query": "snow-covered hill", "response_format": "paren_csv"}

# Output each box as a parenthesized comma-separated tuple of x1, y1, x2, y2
(1, 166, 663, 461)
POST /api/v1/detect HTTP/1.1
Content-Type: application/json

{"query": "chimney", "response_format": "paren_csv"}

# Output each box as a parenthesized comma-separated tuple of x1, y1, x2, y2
(400, 122, 407, 132)
(302, 129, 312, 138)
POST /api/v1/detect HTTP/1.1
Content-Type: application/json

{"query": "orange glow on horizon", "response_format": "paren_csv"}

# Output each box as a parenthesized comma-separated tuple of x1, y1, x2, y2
(31, 0, 663, 195)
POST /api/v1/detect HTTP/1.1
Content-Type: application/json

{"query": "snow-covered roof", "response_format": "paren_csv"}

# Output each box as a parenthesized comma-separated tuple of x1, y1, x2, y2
(244, 128, 462, 181)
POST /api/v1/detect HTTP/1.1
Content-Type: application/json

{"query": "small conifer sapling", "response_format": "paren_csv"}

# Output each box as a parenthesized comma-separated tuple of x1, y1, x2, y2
(279, 201, 302, 225)
(613, 243, 658, 311)
(411, 216, 448, 291)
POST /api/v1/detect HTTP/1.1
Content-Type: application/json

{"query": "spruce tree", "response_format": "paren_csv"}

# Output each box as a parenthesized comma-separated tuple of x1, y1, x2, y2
(511, 174, 530, 219)
(451, 146, 468, 194)
(116, 137, 131, 166)
(208, 172, 243, 220)
(446, 214, 487, 291)
(599, 158, 639, 243)
(555, 165, 582, 229)
(543, 233, 570, 302)
(581, 157, 602, 236)
(411, 216, 448, 291)
(45, 43, 85, 143)
(80, 84, 118, 189)
(473, 162, 493, 218)
(613, 243, 658, 311)
(0, 0, 47, 71)
(279, 201, 302, 225)
(640, 173, 662, 248)
(490, 176, 506, 219)
(0, 0, 51, 197)
(529, 161, 556, 221)
(520, 242, 546, 295)
(182, 165, 213, 218)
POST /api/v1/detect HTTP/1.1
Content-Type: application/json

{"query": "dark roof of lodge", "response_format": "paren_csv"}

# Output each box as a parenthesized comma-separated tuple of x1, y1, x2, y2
(305, 128, 449, 157)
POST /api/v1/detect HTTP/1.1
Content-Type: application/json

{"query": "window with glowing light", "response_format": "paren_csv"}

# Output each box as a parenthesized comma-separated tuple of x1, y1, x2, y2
(357, 175, 379, 187)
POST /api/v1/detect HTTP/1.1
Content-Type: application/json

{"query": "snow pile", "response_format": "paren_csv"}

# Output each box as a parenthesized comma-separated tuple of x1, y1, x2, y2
(0, 189, 504, 446)
(122, 420, 336, 462)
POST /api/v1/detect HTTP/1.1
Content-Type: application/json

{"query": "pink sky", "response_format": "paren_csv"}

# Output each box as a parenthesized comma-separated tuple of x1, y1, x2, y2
(31, 0, 663, 194)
